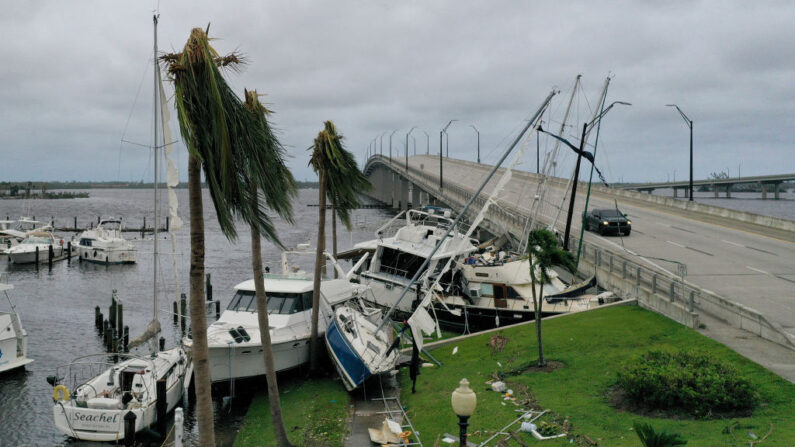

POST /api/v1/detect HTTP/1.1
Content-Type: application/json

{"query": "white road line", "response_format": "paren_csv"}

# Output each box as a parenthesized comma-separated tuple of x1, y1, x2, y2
(666, 240, 685, 248)
(721, 239, 744, 248)
(746, 266, 770, 275)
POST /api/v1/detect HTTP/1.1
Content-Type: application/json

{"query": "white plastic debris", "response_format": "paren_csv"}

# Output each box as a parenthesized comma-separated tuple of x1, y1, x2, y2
(506, 389, 514, 396)
(386, 419, 402, 435)
(491, 381, 506, 392)
(520, 422, 537, 432)
(452, 346, 458, 355)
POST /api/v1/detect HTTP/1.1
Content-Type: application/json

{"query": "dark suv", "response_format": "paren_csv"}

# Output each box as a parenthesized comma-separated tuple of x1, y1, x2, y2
(585, 208, 631, 236)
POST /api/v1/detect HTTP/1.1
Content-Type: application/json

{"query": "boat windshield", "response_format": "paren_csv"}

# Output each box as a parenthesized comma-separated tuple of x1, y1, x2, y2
(378, 247, 426, 279)
(23, 236, 50, 244)
(226, 290, 313, 314)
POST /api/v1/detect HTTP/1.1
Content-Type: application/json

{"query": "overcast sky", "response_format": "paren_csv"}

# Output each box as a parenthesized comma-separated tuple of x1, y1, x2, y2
(1, 1, 793, 184)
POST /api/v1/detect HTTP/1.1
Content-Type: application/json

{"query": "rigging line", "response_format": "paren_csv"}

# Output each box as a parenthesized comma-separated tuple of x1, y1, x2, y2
(118, 57, 152, 182)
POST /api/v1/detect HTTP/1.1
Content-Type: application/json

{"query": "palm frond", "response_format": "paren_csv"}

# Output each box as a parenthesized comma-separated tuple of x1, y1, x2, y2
(633, 422, 687, 447)
(308, 121, 371, 229)
(162, 28, 296, 242)
(527, 228, 576, 283)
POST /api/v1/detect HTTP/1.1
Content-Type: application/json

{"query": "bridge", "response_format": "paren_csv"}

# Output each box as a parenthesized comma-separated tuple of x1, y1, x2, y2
(618, 173, 795, 199)
(362, 154, 795, 379)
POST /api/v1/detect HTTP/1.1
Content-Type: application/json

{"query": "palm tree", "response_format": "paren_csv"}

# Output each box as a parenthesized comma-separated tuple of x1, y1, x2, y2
(243, 89, 296, 447)
(162, 27, 294, 446)
(526, 229, 575, 367)
(633, 422, 687, 446)
(307, 121, 370, 373)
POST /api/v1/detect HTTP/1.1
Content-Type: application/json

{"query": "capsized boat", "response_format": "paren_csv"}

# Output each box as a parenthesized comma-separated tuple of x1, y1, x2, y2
(1, 218, 50, 256)
(325, 89, 557, 391)
(0, 275, 33, 374)
(325, 301, 399, 391)
(195, 249, 370, 382)
(350, 208, 476, 319)
(74, 218, 137, 264)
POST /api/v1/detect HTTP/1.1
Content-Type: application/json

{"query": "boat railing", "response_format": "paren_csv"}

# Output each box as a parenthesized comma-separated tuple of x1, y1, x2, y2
(54, 354, 160, 394)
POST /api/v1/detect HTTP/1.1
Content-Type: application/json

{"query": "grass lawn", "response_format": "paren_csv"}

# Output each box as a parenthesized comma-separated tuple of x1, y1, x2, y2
(234, 376, 351, 447)
(399, 305, 794, 446)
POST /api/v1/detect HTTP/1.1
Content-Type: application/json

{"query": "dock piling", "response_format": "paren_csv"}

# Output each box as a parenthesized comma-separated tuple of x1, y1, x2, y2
(66, 241, 71, 263)
(94, 306, 101, 330)
(48, 245, 54, 269)
(122, 326, 129, 352)
(206, 274, 212, 301)
(215, 300, 220, 319)
(123, 411, 137, 446)
(156, 379, 167, 436)
(180, 293, 187, 334)
(173, 301, 178, 324)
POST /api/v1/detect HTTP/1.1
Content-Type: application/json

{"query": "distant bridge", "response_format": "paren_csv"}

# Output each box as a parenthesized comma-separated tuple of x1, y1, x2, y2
(618, 173, 795, 199)
(361, 154, 795, 364)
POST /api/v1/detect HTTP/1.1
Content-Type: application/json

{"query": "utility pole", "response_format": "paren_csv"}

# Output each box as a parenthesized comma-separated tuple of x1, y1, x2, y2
(563, 123, 587, 251)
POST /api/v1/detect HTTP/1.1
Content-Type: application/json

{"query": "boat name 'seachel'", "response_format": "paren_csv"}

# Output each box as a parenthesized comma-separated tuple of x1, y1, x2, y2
(72, 412, 120, 423)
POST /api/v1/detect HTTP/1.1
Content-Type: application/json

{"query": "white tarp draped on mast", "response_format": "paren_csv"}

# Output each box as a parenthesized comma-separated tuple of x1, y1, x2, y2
(407, 125, 539, 351)
(158, 79, 182, 232)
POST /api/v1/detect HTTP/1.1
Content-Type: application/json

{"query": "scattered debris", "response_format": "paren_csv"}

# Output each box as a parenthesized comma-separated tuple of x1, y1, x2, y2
(452, 346, 458, 355)
(489, 332, 508, 354)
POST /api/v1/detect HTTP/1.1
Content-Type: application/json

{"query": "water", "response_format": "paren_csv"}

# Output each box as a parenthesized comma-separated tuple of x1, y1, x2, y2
(0, 188, 392, 446)
(650, 189, 795, 220)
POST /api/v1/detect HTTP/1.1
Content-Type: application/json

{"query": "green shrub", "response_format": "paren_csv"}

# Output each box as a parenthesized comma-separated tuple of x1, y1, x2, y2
(616, 350, 759, 418)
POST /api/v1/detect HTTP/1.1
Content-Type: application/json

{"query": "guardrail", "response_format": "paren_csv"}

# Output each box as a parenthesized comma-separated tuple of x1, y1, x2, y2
(365, 156, 795, 351)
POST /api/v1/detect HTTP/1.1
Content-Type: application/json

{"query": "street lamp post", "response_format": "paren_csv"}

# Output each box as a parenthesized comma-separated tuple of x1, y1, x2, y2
(379, 131, 387, 156)
(389, 129, 398, 162)
(439, 120, 457, 191)
(469, 124, 480, 163)
(406, 126, 417, 172)
(422, 130, 430, 155)
(451, 378, 477, 447)
(666, 104, 694, 201)
(539, 101, 630, 251)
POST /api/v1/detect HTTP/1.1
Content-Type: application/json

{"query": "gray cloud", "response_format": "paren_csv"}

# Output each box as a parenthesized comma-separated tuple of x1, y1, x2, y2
(1, 0, 793, 184)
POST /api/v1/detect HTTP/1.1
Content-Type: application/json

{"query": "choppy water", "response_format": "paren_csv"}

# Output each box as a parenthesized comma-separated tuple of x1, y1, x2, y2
(650, 189, 795, 220)
(0, 188, 391, 447)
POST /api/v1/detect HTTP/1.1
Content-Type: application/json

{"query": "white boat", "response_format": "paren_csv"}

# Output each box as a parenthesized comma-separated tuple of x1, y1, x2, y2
(352, 208, 476, 318)
(0, 218, 49, 255)
(51, 350, 187, 441)
(325, 302, 399, 391)
(6, 231, 68, 264)
(74, 218, 137, 264)
(196, 250, 369, 382)
(0, 275, 33, 374)
(50, 14, 188, 442)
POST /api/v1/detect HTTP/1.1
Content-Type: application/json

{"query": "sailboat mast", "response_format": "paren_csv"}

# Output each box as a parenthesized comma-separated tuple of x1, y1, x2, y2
(152, 14, 160, 325)
(549, 75, 581, 229)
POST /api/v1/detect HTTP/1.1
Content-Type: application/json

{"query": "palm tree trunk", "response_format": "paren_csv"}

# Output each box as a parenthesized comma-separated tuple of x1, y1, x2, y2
(251, 218, 294, 447)
(332, 206, 338, 279)
(188, 156, 216, 446)
(309, 169, 327, 374)
(530, 257, 545, 367)
(537, 286, 545, 367)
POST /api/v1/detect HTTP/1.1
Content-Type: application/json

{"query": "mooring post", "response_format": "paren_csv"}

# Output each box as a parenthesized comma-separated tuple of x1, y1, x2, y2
(174, 407, 184, 447)
(123, 411, 137, 447)
(180, 293, 187, 334)
(123, 325, 129, 352)
(173, 301, 178, 324)
(117, 302, 123, 339)
(159, 336, 165, 352)
(205, 274, 212, 302)
(95, 306, 101, 330)
(66, 241, 72, 264)
(35, 246, 39, 267)
(215, 300, 220, 319)
(156, 379, 168, 436)
(166, 216, 169, 232)
(48, 244, 54, 269)
(74, 216, 77, 230)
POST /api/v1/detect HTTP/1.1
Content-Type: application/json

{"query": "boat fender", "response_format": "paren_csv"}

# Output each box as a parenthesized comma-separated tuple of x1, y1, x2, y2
(59, 239, 64, 246)
(53, 385, 70, 402)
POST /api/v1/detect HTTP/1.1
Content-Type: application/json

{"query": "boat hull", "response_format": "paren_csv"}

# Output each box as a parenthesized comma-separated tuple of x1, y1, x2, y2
(8, 246, 65, 264)
(325, 318, 371, 391)
(432, 303, 559, 333)
(208, 337, 311, 382)
(0, 334, 33, 374)
(76, 246, 136, 264)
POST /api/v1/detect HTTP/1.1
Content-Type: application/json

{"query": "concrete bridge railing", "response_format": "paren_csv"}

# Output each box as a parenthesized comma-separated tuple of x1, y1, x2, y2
(363, 156, 795, 350)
